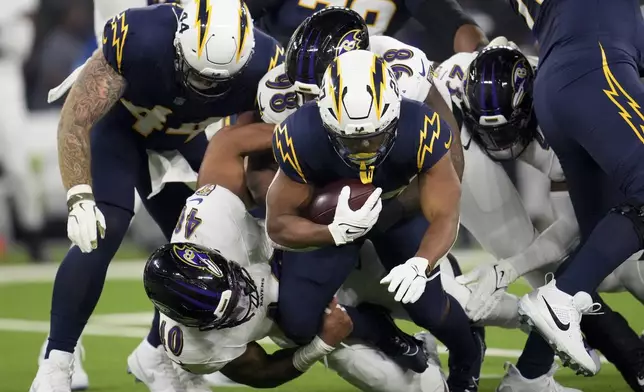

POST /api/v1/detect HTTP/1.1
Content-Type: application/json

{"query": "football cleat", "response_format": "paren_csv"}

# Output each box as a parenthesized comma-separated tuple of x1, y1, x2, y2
(496, 362, 582, 392)
(126, 339, 187, 392)
(358, 303, 429, 373)
(518, 278, 601, 376)
(30, 350, 74, 392)
(38, 338, 88, 391)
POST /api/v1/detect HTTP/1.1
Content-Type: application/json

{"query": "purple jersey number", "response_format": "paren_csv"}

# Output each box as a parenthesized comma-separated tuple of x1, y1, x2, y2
(173, 206, 202, 239)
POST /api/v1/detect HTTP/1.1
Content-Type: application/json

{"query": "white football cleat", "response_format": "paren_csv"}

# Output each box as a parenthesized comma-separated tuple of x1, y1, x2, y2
(496, 362, 582, 392)
(30, 350, 74, 392)
(38, 338, 89, 391)
(204, 372, 241, 387)
(518, 278, 601, 376)
(127, 339, 186, 392)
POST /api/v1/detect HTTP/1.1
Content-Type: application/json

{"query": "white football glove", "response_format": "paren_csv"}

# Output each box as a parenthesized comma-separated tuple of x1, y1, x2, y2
(455, 261, 518, 322)
(327, 186, 383, 246)
(380, 257, 432, 304)
(67, 184, 106, 253)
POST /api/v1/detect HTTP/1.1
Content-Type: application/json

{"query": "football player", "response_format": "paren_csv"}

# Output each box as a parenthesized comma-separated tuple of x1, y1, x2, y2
(144, 186, 447, 392)
(30, 1, 285, 391)
(430, 43, 644, 392)
(258, 7, 464, 181)
(244, 0, 487, 52)
(141, 115, 449, 392)
(504, 0, 644, 380)
(39, 2, 185, 391)
(266, 49, 480, 392)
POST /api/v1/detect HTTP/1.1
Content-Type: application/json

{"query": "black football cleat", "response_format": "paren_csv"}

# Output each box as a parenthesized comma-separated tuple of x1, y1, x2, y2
(357, 303, 429, 373)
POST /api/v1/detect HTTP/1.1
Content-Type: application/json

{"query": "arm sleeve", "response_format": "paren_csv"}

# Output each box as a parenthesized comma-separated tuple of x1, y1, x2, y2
(271, 116, 310, 184)
(504, 191, 580, 277)
(403, 0, 478, 49)
(415, 105, 453, 173)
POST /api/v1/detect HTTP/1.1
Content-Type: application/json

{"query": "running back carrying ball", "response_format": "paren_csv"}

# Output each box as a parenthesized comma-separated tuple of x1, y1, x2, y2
(307, 179, 376, 225)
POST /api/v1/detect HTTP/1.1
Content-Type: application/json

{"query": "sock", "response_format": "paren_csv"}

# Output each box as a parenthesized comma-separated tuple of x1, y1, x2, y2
(556, 213, 641, 295)
(582, 294, 643, 372)
(516, 332, 555, 379)
(46, 205, 132, 358)
(426, 295, 479, 369)
(147, 309, 162, 347)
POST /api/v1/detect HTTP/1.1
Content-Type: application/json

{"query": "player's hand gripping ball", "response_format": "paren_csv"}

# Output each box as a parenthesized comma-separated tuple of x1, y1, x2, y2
(307, 179, 382, 246)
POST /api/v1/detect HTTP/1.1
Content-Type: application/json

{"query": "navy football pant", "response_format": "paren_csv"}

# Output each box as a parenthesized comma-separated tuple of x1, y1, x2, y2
(278, 214, 478, 366)
(535, 44, 644, 295)
(46, 121, 206, 356)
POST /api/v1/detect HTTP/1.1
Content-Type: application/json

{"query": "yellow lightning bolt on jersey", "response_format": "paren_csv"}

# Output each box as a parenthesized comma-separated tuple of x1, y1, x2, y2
(274, 123, 307, 183)
(417, 112, 441, 171)
(600, 43, 644, 144)
(268, 46, 285, 72)
(111, 13, 129, 73)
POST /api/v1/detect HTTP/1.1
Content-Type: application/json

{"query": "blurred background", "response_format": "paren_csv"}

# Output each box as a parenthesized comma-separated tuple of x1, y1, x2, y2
(0, 0, 642, 264)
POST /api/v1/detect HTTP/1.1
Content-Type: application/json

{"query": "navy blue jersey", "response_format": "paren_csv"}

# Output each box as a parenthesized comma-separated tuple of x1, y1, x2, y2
(272, 98, 452, 196)
(508, 0, 644, 67)
(100, 4, 284, 150)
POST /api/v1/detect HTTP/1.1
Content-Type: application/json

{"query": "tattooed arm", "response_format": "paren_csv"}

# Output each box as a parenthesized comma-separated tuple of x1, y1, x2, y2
(58, 50, 126, 190)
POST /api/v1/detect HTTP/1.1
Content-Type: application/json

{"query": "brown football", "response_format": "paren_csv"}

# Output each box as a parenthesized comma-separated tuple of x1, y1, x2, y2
(307, 179, 377, 225)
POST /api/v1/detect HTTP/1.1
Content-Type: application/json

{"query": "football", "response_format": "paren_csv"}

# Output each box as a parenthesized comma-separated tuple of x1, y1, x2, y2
(306, 179, 376, 225)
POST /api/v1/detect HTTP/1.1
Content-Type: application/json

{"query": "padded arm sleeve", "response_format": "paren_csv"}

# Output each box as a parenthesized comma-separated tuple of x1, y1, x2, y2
(504, 191, 580, 277)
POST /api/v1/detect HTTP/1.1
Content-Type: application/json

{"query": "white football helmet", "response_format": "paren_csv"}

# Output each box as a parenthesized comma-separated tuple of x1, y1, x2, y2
(318, 50, 401, 168)
(174, 0, 255, 98)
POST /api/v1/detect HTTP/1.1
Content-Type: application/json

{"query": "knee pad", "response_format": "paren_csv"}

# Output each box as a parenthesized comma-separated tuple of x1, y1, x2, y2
(610, 202, 644, 248)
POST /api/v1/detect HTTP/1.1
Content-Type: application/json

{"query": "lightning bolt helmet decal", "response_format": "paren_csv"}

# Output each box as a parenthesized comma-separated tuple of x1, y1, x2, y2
(195, 0, 212, 58)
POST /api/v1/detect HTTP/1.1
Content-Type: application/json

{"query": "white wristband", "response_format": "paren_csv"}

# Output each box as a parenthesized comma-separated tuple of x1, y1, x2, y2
(292, 336, 336, 372)
(67, 184, 93, 200)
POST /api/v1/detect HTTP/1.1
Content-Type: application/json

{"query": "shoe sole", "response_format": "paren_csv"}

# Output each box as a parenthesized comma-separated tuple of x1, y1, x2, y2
(518, 297, 596, 377)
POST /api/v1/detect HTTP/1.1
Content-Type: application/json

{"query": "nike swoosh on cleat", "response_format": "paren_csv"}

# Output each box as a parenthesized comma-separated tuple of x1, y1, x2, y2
(419, 61, 426, 77)
(463, 136, 473, 150)
(542, 296, 570, 331)
(637, 375, 644, 386)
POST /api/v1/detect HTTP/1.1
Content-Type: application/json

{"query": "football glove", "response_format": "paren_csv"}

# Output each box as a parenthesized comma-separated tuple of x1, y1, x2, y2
(455, 261, 518, 322)
(328, 186, 382, 246)
(67, 184, 106, 253)
(381, 257, 431, 304)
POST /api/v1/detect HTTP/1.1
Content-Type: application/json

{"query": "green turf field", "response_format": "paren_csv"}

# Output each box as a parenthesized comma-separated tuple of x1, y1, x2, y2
(0, 257, 640, 392)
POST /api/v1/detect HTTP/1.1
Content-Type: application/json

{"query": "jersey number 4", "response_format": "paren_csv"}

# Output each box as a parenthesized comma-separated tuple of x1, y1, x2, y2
(174, 206, 203, 239)
(121, 99, 220, 142)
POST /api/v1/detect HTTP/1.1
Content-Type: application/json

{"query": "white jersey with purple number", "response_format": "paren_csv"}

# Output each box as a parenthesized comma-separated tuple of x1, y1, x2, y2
(257, 35, 434, 125)
(432, 52, 573, 274)
(161, 184, 277, 373)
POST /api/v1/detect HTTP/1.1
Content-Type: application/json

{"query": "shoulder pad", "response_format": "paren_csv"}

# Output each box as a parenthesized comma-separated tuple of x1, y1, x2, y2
(370, 36, 432, 102)
(257, 64, 298, 124)
(433, 52, 477, 111)
(101, 5, 178, 77)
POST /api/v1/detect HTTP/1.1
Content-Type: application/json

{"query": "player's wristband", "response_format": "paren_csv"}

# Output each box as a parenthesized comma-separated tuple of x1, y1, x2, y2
(292, 336, 336, 372)
(66, 184, 95, 212)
